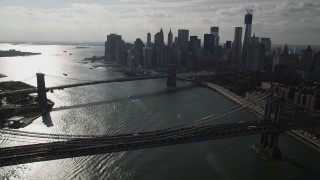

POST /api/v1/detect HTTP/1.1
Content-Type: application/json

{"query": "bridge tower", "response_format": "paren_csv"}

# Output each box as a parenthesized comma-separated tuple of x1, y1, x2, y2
(36, 73, 48, 111)
(167, 64, 176, 87)
(256, 94, 283, 159)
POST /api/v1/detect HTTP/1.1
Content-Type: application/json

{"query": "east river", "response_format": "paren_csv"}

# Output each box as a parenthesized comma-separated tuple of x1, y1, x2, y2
(0, 43, 319, 179)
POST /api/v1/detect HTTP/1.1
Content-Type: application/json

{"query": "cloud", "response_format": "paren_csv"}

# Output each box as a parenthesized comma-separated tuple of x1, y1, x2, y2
(275, 1, 320, 16)
(0, 0, 319, 44)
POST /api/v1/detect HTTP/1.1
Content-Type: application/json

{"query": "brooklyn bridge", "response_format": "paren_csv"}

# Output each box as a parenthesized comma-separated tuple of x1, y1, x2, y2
(0, 67, 319, 167)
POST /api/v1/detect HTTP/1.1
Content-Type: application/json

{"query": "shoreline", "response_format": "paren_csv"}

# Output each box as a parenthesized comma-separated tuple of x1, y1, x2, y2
(0, 80, 54, 129)
(286, 130, 320, 153)
(203, 82, 264, 115)
(199, 81, 320, 152)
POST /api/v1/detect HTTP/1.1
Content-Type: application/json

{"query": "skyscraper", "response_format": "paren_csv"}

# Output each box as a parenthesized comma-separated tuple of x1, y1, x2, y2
(147, 32, 152, 47)
(314, 51, 320, 71)
(204, 34, 215, 54)
(244, 10, 253, 40)
(133, 38, 145, 66)
(301, 45, 313, 71)
(225, 41, 232, 49)
(178, 29, 189, 52)
(241, 10, 253, 69)
(210, 26, 219, 46)
(143, 46, 153, 68)
(154, 28, 165, 47)
(144, 32, 153, 67)
(232, 27, 242, 68)
(261, 38, 272, 52)
(159, 28, 164, 46)
(105, 34, 122, 62)
(245, 35, 265, 72)
(154, 32, 160, 46)
(189, 35, 200, 51)
(127, 45, 134, 67)
(116, 39, 126, 65)
(168, 29, 173, 47)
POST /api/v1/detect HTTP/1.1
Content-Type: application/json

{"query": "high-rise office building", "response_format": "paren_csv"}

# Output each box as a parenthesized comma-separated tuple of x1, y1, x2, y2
(261, 38, 272, 52)
(278, 44, 299, 69)
(225, 41, 232, 49)
(178, 29, 189, 52)
(127, 45, 134, 67)
(159, 28, 164, 46)
(154, 28, 165, 47)
(105, 34, 122, 62)
(174, 37, 178, 45)
(244, 10, 253, 40)
(245, 36, 265, 72)
(225, 41, 232, 62)
(147, 32, 152, 47)
(159, 46, 172, 68)
(210, 26, 219, 46)
(168, 29, 173, 47)
(204, 34, 215, 54)
(144, 33, 153, 67)
(301, 46, 313, 71)
(116, 39, 126, 65)
(232, 27, 242, 67)
(189, 35, 200, 51)
(241, 10, 253, 69)
(154, 32, 160, 46)
(314, 51, 320, 70)
(133, 38, 145, 66)
(143, 46, 153, 68)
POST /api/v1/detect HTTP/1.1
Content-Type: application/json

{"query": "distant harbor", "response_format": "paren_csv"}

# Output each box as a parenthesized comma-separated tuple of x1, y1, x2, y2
(83, 55, 104, 62)
(76, 44, 90, 49)
(0, 49, 41, 57)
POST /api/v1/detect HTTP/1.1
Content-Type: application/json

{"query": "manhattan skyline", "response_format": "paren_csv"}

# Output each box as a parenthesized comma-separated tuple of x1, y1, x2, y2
(0, 0, 319, 45)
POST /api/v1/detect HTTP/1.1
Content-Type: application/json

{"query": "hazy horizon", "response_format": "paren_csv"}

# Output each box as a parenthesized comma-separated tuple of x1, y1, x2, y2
(0, 0, 319, 45)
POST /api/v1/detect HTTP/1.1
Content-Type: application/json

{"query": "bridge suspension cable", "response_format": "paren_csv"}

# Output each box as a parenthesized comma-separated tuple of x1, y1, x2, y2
(1, 92, 273, 141)
(45, 74, 96, 83)
(0, 91, 275, 141)
(187, 92, 271, 126)
(0, 129, 99, 140)
(20, 75, 36, 82)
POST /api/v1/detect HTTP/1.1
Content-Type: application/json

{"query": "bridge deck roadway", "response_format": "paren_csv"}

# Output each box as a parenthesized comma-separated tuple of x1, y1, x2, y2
(0, 118, 320, 167)
(0, 73, 211, 97)
(0, 75, 170, 97)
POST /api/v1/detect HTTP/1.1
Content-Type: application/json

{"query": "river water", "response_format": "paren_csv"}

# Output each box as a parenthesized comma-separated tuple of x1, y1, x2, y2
(0, 43, 319, 179)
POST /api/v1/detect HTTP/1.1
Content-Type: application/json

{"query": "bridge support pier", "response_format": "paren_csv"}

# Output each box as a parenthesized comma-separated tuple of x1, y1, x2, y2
(271, 133, 281, 159)
(167, 64, 176, 87)
(256, 94, 282, 159)
(256, 132, 281, 159)
(36, 73, 48, 111)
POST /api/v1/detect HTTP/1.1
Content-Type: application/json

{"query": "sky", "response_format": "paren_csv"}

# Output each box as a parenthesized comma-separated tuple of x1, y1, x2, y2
(0, 0, 319, 45)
